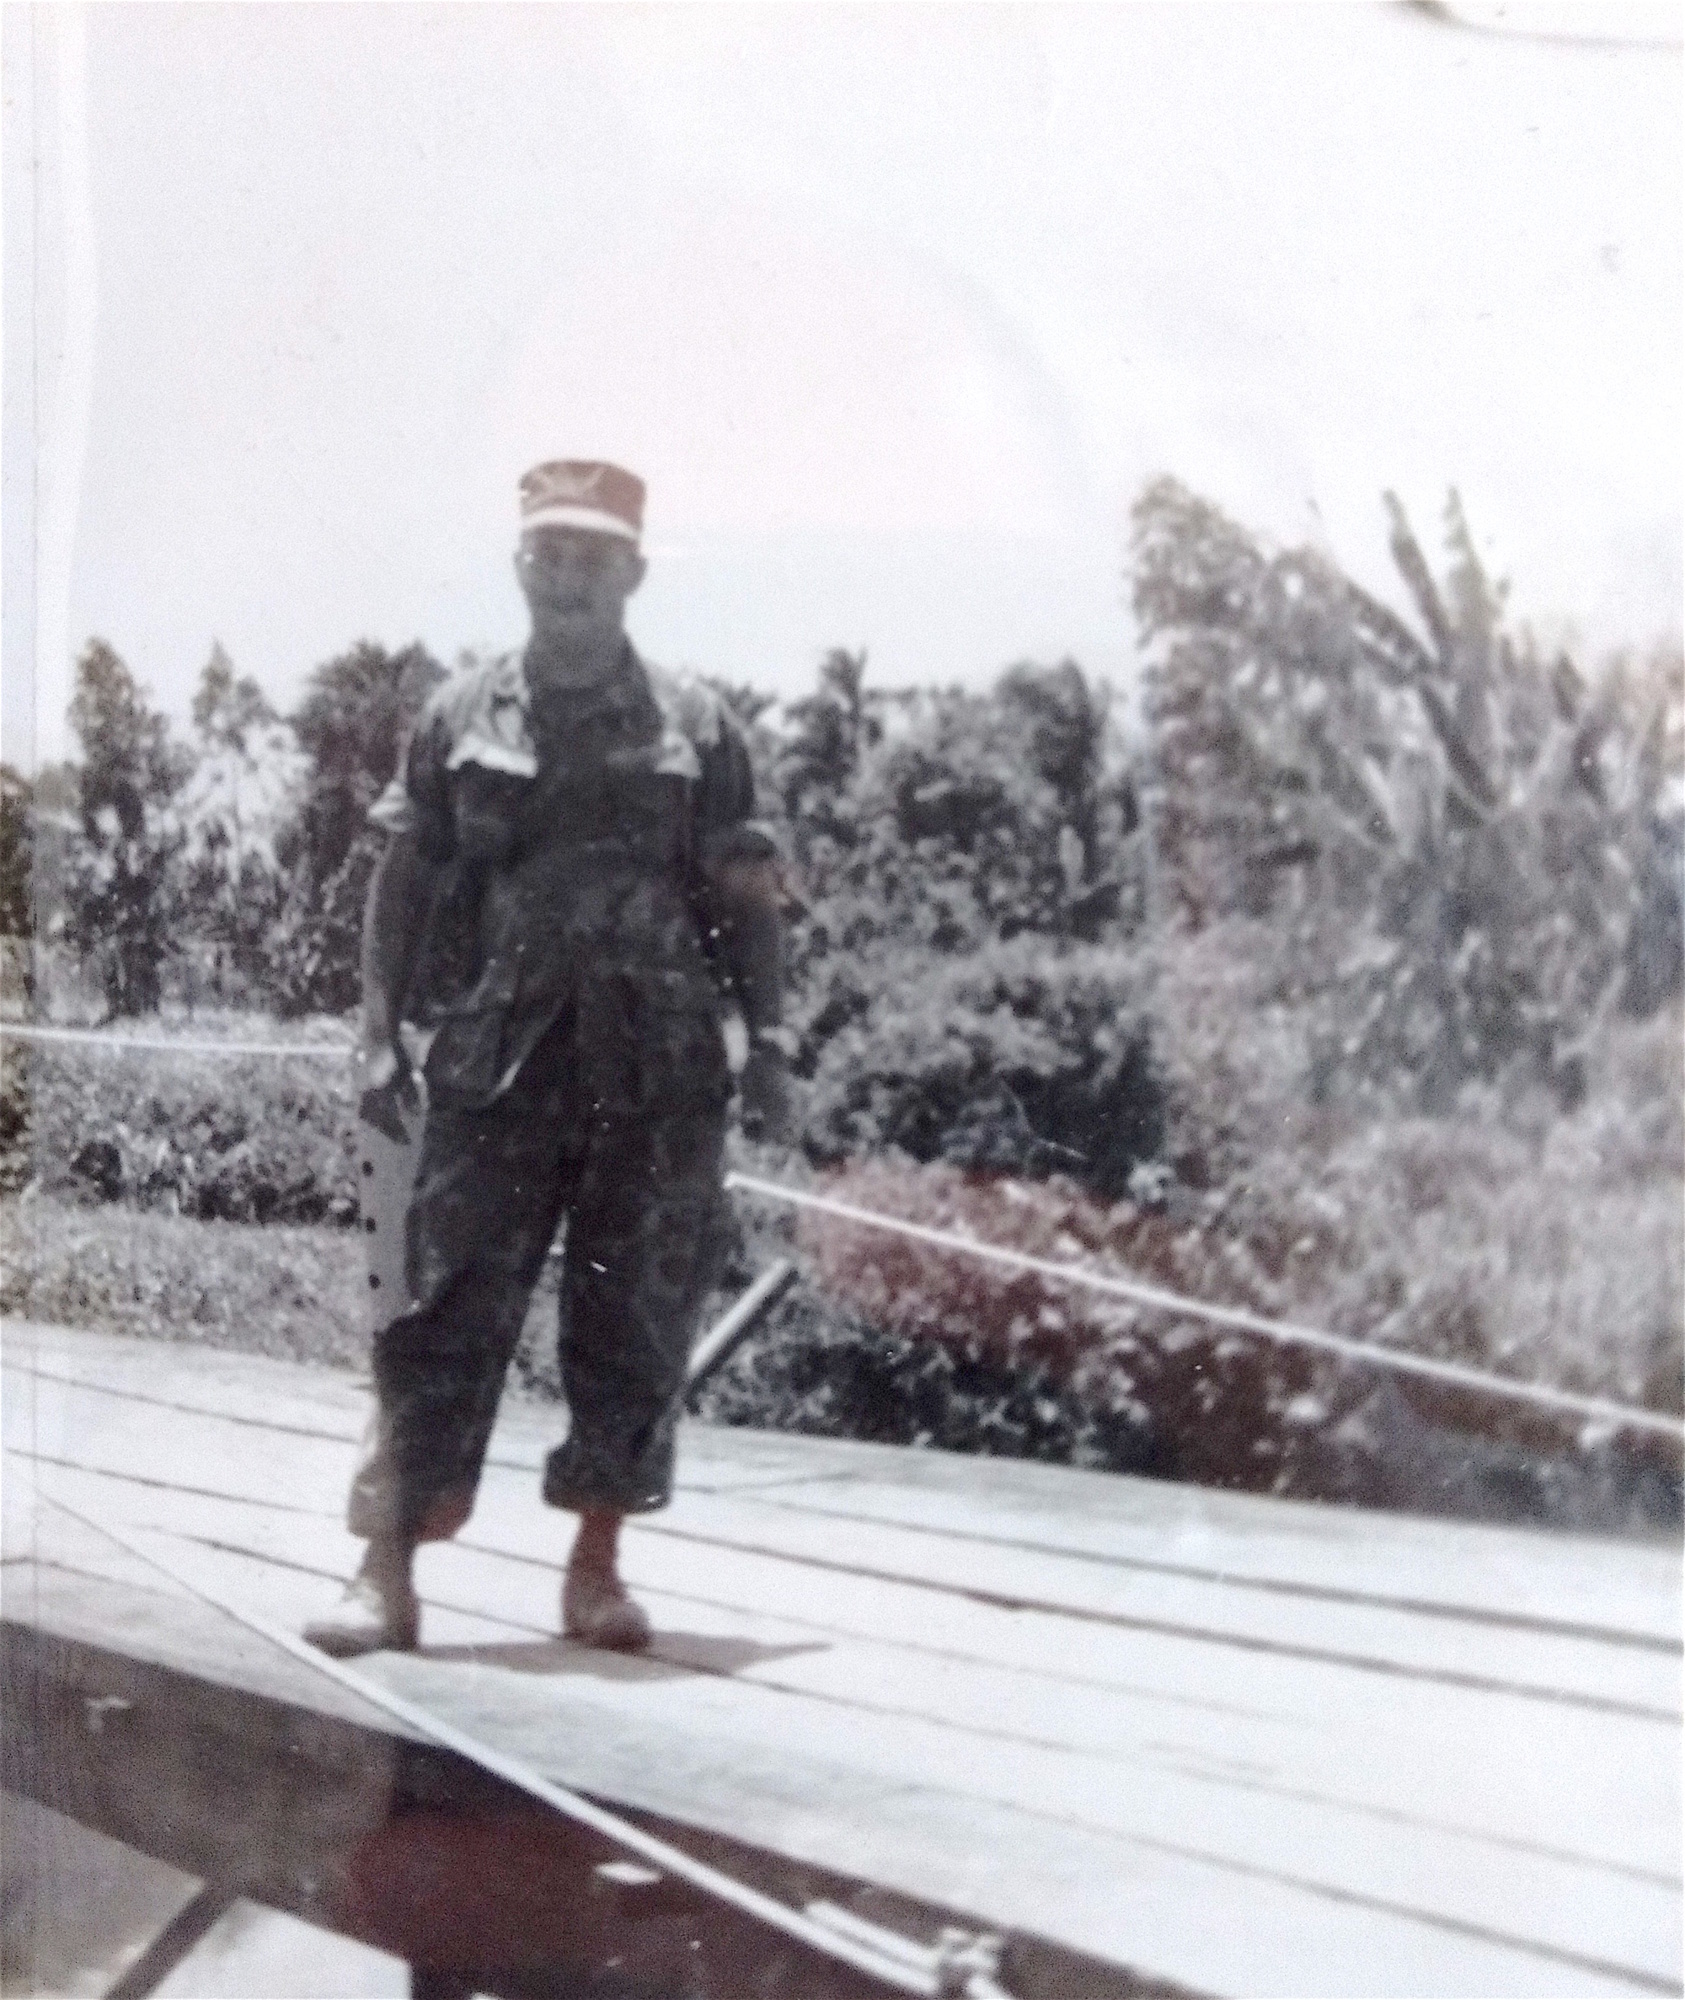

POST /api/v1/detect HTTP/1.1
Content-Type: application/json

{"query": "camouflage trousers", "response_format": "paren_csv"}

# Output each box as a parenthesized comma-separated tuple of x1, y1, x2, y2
(348, 1006, 729, 1544)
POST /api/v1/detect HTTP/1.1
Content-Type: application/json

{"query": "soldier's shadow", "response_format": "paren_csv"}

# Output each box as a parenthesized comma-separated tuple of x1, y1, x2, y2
(420, 1633, 827, 1681)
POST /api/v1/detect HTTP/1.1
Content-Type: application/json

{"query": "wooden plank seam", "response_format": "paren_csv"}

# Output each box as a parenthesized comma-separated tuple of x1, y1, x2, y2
(26, 1484, 1021, 2000)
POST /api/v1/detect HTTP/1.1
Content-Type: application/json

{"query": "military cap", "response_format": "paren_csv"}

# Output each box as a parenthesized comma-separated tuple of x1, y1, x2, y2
(519, 460, 644, 542)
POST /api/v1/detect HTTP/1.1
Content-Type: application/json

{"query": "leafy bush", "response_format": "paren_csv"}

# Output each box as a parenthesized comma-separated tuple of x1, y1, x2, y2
(691, 1275, 1163, 1474)
(795, 937, 1165, 1199)
(772, 652, 1142, 977)
(751, 652, 1157, 1199)
(787, 1156, 1324, 1494)
(776, 1030, 1682, 1519)
(262, 829, 388, 1019)
(1142, 915, 1322, 1191)
(0, 1031, 360, 1225)
(1149, 916, 1683, 1428)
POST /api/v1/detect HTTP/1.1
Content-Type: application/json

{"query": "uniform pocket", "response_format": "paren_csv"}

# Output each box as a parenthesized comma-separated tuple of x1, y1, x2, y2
(613, 967, 730, 1113)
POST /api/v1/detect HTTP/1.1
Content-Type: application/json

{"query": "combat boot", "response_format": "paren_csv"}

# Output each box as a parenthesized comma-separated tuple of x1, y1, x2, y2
(303, 1541, 420, 1658)
(562, 1564, 652, 1652)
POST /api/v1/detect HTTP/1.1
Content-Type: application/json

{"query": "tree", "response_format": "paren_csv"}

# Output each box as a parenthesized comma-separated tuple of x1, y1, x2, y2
(1133, 478, 1412, 929)
(266, 640, 446, 1014)
(59, 639, 189, 1016)
(758, 647, 1163, 1195)
(285, 640, 446, 885)
(1132, 478, 1684, 1110)
(68, 638, 186, 842)
(0, 766, 33, 937)
(778, 648, 881, 841)
(996, 660, 1138, 932)
(174, 643, 308, 997)
(191, 639, 275, 754)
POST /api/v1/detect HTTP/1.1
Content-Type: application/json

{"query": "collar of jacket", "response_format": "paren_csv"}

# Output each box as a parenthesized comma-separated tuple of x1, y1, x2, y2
(443, 645, 714, 784)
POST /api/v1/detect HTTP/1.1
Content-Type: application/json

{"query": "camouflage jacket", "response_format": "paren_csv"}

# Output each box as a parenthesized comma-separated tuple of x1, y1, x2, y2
(370, 645, 772, 1106)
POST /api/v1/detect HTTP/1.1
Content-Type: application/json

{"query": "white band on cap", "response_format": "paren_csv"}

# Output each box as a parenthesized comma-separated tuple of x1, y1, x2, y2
(521, 503, 640, 541)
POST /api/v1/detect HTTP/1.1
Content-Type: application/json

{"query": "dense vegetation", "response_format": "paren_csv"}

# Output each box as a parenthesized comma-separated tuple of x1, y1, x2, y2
(0, 1028, 358, 1223)
(3, 480, 1679, 1524)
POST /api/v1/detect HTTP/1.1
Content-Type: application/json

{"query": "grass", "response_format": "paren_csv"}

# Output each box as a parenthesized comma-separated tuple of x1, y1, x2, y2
(1, 1194, 370, 1369)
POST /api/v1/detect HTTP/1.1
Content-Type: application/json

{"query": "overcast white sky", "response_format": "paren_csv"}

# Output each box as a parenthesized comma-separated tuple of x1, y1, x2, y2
(4, 1, 1679, 768)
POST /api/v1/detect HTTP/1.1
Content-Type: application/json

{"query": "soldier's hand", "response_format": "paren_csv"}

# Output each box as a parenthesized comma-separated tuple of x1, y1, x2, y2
(737, 1044, 794, 1145)
(356, 1042, 420, 1144)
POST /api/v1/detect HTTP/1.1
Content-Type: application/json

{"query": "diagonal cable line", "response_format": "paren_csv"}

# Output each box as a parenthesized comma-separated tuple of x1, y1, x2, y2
(4, 1023, 1676, 1441)
(725, 1173, 1685, 1442)
(23, 1480, 945, 1997)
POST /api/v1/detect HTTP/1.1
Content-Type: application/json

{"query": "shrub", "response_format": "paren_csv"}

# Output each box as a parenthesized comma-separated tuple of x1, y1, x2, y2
(781, 1016, 1682, 1507)
(691, 1274, 1163, 1474)
(796, 937, 1166, 1199)
(0, 1195, 367, 1368)
(787, 1156, 1322, 1494)
(772, 652, 1143, 984)
(0, 1030, 360, 1225)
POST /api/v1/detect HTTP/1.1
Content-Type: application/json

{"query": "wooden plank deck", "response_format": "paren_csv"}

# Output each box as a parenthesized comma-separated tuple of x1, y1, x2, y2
(3, 1317, 1679, 1999)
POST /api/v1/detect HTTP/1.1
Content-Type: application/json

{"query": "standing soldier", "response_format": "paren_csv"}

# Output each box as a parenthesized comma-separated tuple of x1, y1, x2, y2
(305, 461, 792, 1657)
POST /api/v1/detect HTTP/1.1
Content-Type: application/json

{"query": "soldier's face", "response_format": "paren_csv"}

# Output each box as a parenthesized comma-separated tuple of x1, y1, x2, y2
(515, 528, 645, 630)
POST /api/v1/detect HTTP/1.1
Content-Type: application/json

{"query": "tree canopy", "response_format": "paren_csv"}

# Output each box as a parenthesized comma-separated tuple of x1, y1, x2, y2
(1133, 476, 1683, 1109)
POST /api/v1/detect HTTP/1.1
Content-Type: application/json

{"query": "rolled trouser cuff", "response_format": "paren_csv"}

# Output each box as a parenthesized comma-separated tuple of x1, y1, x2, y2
(540, 1432, 668, 1504)
(541, 1426, 677, 1515)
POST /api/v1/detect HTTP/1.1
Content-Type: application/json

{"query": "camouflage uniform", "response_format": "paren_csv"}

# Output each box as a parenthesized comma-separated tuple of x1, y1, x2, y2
(347, 644, 764, 1544)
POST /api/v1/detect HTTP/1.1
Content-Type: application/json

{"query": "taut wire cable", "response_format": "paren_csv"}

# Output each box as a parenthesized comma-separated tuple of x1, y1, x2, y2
(4, 1023, 1677, 1442)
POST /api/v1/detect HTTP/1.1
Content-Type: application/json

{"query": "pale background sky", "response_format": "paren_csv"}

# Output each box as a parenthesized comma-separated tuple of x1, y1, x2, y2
(4, 1, 1679, 769)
